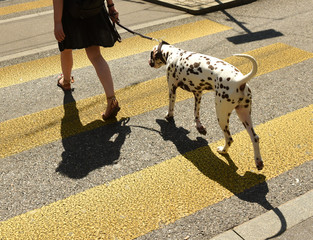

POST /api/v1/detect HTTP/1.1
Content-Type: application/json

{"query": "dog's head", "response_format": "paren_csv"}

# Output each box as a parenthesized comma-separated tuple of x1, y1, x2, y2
(149, 41, 170, 68)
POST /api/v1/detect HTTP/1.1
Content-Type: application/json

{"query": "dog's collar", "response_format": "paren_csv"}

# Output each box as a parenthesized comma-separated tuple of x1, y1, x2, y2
(156, 41, 169, 64)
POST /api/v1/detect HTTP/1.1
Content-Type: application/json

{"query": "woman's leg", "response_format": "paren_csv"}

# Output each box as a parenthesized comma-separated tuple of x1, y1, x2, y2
(85, 45, 119, 118)
(85, 45, 115, 97)
(58, 49, 73, 90)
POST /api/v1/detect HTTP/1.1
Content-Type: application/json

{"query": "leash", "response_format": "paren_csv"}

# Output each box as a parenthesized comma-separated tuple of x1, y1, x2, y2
(114, 19, 170, 64)
(116, 21, 162, 43)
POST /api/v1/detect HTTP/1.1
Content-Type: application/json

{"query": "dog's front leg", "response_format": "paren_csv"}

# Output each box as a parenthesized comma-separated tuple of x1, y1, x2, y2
(193, 92, 207, 135)
(165, 81, 177, 122)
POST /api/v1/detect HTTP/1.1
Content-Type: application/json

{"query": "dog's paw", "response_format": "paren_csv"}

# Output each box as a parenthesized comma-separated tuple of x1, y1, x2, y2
(197, 126, 207, 135)
(165, 115, 174, 122)
(217, 146, 227, 154)
(255, 158, 264, 171)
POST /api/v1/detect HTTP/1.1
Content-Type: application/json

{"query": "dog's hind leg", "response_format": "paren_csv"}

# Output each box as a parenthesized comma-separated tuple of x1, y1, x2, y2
(215, 101, 234, 154)
(235, 104, 263, 170)
(194, 92, 207, 135)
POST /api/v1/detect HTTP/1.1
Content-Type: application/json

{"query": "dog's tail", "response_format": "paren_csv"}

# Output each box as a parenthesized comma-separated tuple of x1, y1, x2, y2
(234, 54, 258, 87)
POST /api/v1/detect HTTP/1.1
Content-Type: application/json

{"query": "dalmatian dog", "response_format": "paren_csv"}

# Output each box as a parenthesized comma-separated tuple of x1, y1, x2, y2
(149, 41, 263, 170)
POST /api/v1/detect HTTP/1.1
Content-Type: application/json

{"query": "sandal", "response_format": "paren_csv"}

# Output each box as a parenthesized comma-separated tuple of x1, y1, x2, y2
(102, 96, 121, 120)
(57, 74, 74, 91)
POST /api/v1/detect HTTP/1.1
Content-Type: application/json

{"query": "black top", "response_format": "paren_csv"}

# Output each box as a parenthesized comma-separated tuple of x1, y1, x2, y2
(58, 2, 120, 51)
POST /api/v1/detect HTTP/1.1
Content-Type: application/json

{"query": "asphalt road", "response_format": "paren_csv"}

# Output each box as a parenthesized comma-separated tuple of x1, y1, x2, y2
(0, 0, 312, 239)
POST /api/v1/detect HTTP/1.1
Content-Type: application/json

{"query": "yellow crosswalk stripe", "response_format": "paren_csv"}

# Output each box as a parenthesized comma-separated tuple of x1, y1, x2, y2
(1, 43, 312, 159)
(0, 19, 231, 88)
(0, 105, 312, 239)
(0, 0, 52, 16)
(2, 2, 312, 238)
(224, 42, 313, 76)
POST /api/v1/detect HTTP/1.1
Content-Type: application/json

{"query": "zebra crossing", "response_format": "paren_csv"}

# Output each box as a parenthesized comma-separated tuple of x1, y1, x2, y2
(1, 0, 313, 239)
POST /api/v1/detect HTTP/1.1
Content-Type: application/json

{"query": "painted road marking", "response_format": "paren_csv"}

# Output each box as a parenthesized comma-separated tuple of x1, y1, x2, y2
(0, 10, 53, 24)
(0, 105, 312, 239)
(0, 19, 231, 88)
(1, 43, 313, 159)
(0, 15, 191, 62)
(1, 42, 313, 159)
(0, 0, 52, 16)
(224, 42, 313, 76)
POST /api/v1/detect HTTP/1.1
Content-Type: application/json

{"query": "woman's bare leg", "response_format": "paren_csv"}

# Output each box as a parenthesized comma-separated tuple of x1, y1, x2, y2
(85, 46, 115, 97)
(85, 46, 118, 118)
(59, 49, 73, 88)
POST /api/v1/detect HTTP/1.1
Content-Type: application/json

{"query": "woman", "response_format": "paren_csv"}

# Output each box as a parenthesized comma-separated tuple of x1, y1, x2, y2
(53, 0, 121, 120)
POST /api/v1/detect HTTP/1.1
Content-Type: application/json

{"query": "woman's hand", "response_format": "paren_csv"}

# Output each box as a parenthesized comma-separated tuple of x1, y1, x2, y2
(53, 0, 65, 42)
(54, 21, 65, 42)
(108, 6, 119, 23)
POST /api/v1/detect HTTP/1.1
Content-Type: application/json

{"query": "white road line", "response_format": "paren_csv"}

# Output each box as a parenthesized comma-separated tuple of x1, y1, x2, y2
(0, 14, 191, 62)
(0, 44, 57, 62)
(0, 10, 53, 24)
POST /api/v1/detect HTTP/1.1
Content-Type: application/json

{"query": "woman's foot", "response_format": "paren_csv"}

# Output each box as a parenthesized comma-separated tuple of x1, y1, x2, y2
(102, 96, 120, 120)
(57, 74, 74, 91)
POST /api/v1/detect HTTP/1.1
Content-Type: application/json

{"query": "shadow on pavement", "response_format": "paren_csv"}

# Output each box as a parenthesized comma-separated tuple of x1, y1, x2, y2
(216, 1, 284, 44)
(227, 29, 284, 45)
(156, 119, 286, 239)
(56, 92, 131, 179)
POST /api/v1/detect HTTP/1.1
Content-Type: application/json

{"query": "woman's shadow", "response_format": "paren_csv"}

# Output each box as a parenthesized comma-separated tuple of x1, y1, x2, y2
(156, 119, 286, 239)
(56, 92, 131, 179)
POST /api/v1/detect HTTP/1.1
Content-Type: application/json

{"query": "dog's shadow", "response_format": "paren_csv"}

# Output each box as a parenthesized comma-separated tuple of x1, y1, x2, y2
(156, 119, 266, 195)
(156, 119, 286, 239)
(56, 92, 131, 179)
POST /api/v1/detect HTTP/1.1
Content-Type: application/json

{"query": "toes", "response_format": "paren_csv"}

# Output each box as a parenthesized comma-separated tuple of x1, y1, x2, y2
(217, 146, 227, 154)
(165, 115, 174, 122)
(197, 126, 207, 135)
(256, 160, 264, 170)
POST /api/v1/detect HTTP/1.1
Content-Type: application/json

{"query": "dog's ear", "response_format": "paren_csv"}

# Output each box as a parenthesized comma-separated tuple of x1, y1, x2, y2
(155, 41, 168, 64)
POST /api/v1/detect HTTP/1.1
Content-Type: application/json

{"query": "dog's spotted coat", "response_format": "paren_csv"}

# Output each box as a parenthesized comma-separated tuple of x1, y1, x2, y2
(149, 42, 263, 170)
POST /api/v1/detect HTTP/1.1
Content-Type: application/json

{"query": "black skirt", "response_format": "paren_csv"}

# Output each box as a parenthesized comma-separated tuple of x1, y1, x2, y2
(58, 3, 121, 52)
